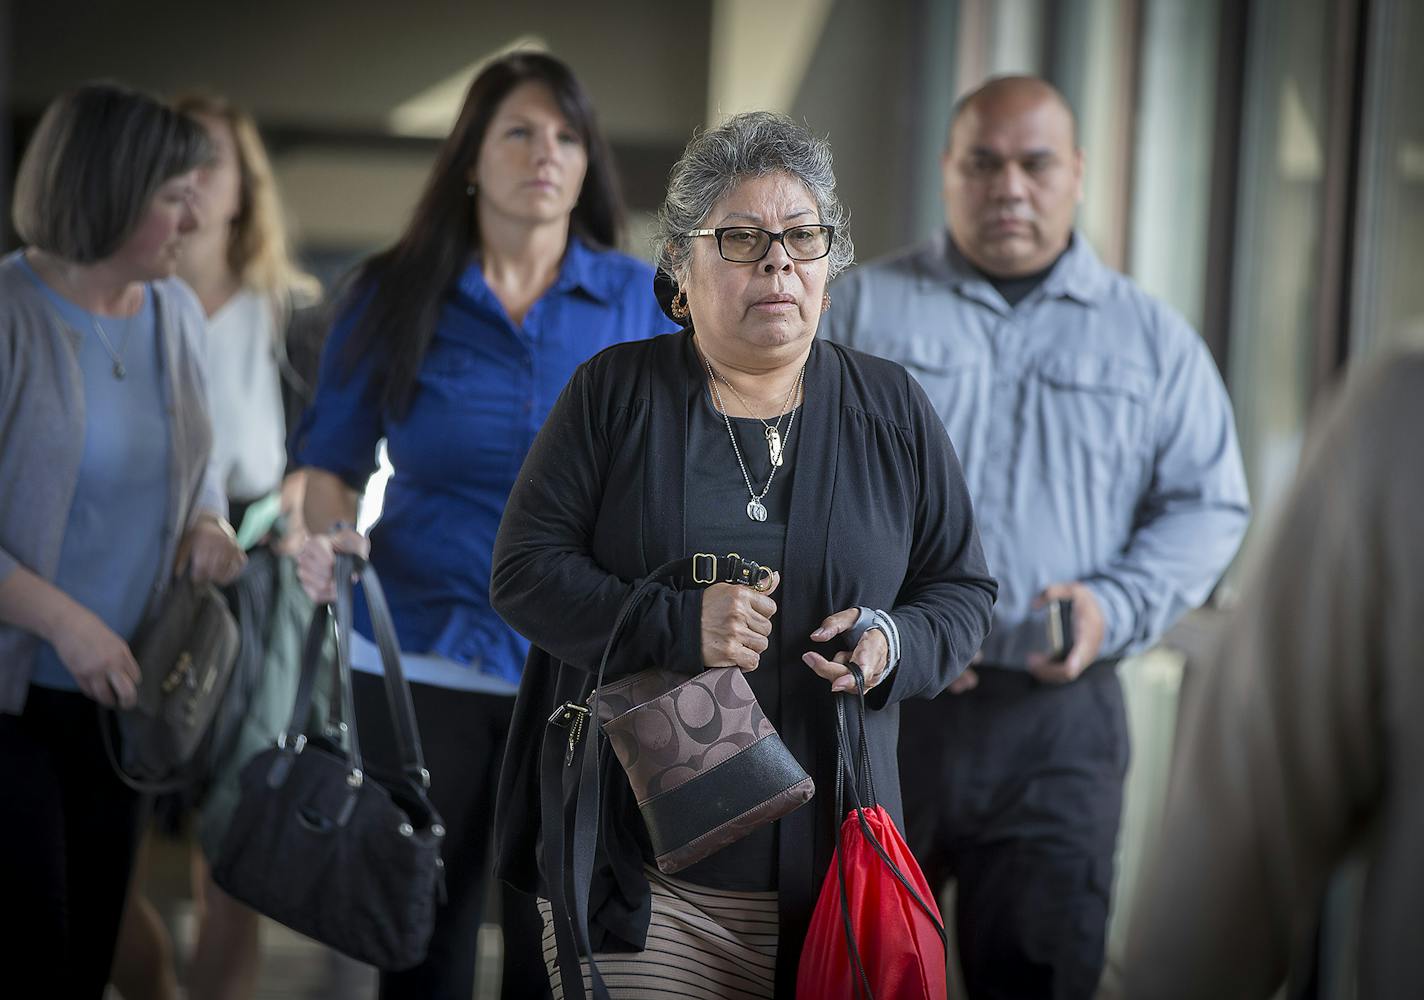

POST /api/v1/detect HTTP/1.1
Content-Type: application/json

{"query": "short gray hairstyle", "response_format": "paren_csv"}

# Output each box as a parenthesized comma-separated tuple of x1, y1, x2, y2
(654, 111, 853, 282)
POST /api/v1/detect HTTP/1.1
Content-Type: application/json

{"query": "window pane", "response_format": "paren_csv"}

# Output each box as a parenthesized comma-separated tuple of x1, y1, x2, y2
(1129, 0, 1220, 331)
(1350, 0, 1424, 356)
(1227, 0, 1332, 522)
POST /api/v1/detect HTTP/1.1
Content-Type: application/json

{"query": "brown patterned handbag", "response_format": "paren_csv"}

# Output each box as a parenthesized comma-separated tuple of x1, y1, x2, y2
(540, 553, 816, 1000)
(596, 663, 815, 873)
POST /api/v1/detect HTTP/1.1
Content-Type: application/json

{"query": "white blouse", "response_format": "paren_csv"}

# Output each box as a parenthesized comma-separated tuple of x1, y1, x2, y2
(204, 288, 286, 502)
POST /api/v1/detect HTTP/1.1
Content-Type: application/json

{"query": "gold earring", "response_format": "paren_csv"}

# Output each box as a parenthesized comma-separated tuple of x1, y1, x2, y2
(821, 291, 831, 314)
(671, 289, 690, 321)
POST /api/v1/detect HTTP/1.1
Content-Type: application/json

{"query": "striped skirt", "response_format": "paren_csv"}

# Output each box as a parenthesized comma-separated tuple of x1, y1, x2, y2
(538, 865, 778, 999)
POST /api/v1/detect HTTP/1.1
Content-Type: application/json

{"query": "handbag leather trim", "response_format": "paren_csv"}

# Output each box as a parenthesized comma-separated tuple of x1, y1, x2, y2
(637, 733, 812, 858)
(655, 774, 816, 874)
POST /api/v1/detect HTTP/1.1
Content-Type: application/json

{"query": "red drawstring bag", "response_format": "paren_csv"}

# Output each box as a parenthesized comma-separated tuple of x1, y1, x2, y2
(798, 666, 948, 1000)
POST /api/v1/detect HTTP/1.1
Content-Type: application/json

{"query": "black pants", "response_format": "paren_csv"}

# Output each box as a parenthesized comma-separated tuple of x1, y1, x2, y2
(353, 672, 551, 1000)
(898, 662, 1130, 1000)
(0, 686, 147, 999)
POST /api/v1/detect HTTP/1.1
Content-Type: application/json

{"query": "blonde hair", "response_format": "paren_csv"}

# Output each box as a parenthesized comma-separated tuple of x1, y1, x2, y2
(174, 93, 320, 305)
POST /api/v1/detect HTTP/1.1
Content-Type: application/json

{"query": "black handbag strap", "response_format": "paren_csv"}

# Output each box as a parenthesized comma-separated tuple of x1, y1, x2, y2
(831, 664, 948, 1000)
(355, 556, 430, 786)
(540, 551, 773, 1000)
(283, 593, 335, 750)
(280, 554, 430, 790)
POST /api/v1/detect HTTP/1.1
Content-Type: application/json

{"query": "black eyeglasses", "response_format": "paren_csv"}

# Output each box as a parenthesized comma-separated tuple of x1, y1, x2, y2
(685, 224, 836, 263)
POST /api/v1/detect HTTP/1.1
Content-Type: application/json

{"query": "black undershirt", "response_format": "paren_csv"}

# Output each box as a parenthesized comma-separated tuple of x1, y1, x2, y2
(975, 241, 1069, 307)
(675, 387, 802, 892)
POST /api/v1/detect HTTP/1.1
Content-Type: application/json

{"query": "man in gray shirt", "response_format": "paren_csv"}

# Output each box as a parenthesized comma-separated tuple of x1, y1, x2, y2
(823, 76, 1250, 999)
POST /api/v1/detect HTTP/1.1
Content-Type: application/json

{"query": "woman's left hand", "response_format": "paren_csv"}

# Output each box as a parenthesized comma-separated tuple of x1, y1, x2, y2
(802, 608, 890, 693)
(177, 513, 246, 585)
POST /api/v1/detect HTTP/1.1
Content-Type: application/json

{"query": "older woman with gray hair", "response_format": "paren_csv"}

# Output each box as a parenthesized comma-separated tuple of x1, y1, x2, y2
(490, 111, 996, 997)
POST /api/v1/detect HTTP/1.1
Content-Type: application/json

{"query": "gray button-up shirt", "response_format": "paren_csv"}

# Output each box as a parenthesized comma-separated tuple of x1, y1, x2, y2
(824, 231, 1249, 666)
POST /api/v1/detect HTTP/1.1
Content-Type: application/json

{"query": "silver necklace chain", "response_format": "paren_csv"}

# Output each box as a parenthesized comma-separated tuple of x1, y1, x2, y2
(702, 354, 806, 521)
(90, 316, 133, 380)
(710, 363, 800, 468)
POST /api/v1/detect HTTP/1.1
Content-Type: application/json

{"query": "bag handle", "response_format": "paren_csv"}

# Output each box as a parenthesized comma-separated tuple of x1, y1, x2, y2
(277, 554, 430, 791)
(354, 556, 431, 787)
(98, 705, 188, 794)
(831, 663, 948, 1000)
(280, 588, 337, 753)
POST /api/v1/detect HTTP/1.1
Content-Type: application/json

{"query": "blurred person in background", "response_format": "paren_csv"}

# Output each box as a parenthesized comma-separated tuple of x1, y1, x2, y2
(1123, 350, 1424, 999)
(824, 75, 1251, 999)
(0, 81, 242, 998)
(175, 92, 323, 543)
(110, 92, 326, 1000)
(293, 51, 676, 999)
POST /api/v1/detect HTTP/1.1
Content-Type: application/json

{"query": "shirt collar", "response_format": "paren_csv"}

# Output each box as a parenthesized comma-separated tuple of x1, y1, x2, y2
(925, 228, 1108, 309)
(455, 234, 616, 309)
(1038, 232, 1109, 305)
(549, 235, 616, 304)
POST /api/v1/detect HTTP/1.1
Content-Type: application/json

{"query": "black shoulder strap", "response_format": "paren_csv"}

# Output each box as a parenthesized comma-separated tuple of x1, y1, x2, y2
(539, 552, 772, 1000)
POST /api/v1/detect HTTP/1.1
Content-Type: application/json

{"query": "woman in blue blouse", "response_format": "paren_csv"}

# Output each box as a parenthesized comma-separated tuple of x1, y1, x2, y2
(294, 52, 674, 999)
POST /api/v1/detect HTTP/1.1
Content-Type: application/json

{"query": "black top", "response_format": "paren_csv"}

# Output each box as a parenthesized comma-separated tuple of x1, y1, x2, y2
(678, 391, 802, 891)
(490, 329, 997, 993)
(983, 245, 1068, 307)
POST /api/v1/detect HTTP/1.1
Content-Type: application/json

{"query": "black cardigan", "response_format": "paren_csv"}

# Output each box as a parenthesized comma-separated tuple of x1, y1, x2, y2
(491, 330, 996, 991)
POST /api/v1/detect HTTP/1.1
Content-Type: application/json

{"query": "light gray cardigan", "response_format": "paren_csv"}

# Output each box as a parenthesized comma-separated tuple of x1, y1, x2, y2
(0, 251, 224, 715)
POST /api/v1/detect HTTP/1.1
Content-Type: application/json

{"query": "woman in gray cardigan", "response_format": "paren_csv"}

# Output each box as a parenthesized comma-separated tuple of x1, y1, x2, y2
(0, 82, 244, 998)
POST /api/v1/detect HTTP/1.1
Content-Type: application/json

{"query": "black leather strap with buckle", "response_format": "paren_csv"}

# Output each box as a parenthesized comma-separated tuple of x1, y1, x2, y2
(688, 552, 773, 591)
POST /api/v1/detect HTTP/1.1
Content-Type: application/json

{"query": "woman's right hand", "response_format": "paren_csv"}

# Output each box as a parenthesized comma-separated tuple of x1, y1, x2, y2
(700, 572, 780, 671)
(296, 526, 371, 604)
(54, 605, 141, 708)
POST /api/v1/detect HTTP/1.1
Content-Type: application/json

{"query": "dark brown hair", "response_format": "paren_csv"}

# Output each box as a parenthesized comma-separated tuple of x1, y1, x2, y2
(344, 51, 625, 418)
(13, 81, 211, 262)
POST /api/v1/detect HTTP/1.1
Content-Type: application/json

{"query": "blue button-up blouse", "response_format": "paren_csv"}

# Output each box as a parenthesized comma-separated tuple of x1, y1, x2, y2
(295, 237, 677, 689)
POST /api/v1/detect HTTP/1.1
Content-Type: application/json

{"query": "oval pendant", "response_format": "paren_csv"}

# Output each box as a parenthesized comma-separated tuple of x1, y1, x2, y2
(746, 499, 768, 522)
(766, 426, 783, 467)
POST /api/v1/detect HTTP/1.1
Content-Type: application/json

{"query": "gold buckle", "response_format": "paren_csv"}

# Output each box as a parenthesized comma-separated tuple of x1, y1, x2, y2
(752, 566, 774, 592)
(692, 553, 717, 585)
(160, 651, 193, 695)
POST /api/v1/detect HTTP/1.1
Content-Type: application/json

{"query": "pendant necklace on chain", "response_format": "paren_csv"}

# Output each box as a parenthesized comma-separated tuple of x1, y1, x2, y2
(711, 362, 800, 470)
(90, 317, 131, 380)
(703, 354, 806, 521)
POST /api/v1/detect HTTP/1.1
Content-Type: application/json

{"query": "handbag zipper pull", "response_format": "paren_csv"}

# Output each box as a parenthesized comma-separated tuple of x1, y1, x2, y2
(547, 702, 591, 767)
(565, 708, 588, 767)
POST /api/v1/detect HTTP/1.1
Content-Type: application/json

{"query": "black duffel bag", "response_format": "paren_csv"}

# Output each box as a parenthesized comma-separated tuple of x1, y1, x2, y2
(212, 553, 445, 970)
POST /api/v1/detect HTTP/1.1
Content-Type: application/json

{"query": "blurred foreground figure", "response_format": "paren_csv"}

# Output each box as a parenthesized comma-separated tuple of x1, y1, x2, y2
(0, 81, 238, 998)
(1124, 350, 1424, 998)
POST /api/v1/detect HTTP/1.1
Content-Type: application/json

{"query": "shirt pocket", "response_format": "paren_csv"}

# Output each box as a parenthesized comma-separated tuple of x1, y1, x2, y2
(1032, 352, 1153, 486)
(894, 335, 985, 431)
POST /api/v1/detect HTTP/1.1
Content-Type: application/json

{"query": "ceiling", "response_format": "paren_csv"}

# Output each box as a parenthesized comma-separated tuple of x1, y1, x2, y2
(9, 0, 711, 142)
